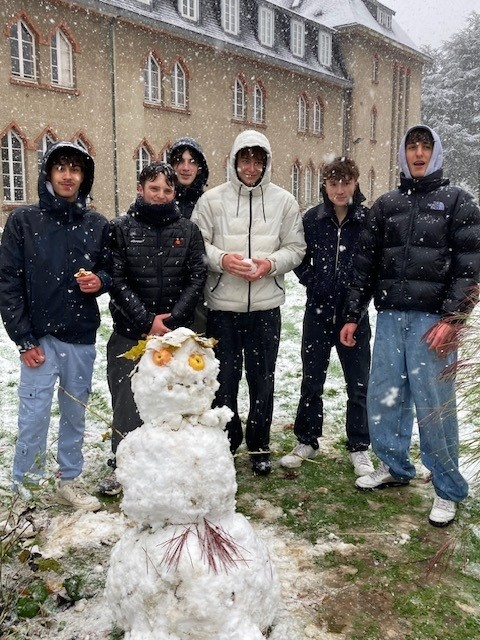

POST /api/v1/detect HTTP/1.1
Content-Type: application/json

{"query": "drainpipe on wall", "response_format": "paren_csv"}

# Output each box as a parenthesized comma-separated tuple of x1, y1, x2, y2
(343, 87, 353, 156)
(109, 18, 120, 217)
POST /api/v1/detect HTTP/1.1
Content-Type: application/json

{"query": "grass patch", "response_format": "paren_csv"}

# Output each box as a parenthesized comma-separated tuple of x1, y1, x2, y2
(234, 430, 480, 640)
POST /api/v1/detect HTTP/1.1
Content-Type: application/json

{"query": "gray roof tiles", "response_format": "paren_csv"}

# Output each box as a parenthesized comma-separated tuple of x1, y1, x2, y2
(78, 0, 421, 84)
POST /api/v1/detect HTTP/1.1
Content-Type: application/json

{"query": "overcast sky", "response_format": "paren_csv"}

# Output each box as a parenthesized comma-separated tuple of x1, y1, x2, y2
(384, 0, 480, 49)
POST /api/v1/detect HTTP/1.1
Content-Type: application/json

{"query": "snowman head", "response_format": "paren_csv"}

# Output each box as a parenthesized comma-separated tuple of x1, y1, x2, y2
(130, 328, 220, 423)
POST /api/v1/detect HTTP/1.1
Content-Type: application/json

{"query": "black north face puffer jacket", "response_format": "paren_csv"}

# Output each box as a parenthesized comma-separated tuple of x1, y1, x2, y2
(109, 196, 206, 339)
(344, 170, 480, 322)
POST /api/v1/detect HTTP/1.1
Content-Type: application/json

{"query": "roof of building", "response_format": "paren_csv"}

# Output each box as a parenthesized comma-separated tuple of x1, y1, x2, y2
(74, 0, 423, 86)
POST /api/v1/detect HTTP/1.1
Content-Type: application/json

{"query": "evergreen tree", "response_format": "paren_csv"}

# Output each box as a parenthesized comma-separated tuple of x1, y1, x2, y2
(421, 12, 480, 198)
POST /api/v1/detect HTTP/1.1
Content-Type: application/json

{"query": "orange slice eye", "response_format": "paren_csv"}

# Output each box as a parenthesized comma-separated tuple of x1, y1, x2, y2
(152, 348, 173, 366)
(188, 353, 205, 371)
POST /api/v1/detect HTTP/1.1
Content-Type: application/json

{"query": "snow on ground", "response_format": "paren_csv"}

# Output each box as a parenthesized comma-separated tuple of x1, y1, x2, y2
(0, 272, 478, 639)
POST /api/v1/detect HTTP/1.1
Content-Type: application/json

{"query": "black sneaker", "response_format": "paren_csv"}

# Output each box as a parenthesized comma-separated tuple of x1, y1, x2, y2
(250, 453, 272, 476)
(97, 473, 122, 496)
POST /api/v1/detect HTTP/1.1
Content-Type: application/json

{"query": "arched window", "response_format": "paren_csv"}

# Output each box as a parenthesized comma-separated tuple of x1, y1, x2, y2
(144, 53, 161, 103)
(2, 129, 26, 203)
(304, 166, 313, 206)
(10, 19, 36, 81)
(291, 163, 300, 201)
(51, 29, 73, 87)
(37, 133, 56, 171)
(136, 145, 151, 181)
(171, 61, 186, 108)
(232, 77, 246, 120)
(253, 84, 265, 124)
(313, 98, 324, 135)
(297, 95, 307, 132)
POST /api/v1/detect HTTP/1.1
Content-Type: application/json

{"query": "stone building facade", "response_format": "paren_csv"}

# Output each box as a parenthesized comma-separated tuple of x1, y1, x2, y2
(1, 0, 427, 224)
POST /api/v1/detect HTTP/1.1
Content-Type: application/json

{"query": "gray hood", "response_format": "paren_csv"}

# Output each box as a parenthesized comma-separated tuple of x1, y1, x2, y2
(398, 125, 443, 179)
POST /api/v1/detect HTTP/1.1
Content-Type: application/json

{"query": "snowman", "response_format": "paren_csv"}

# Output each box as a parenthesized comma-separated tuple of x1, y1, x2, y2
(105, 327, 280, 639)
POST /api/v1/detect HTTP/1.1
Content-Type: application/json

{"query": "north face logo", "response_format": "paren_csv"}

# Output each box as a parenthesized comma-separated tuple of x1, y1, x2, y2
(427, 201, 445, 211)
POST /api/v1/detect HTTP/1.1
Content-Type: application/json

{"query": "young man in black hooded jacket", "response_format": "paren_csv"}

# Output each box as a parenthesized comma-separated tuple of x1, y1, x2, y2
(98, 162, 206, 495)
(0, 141, 111, 511)
(280, 157, 373, 476)
(168, 136, 209, 220)
(340, 125, 480, 527)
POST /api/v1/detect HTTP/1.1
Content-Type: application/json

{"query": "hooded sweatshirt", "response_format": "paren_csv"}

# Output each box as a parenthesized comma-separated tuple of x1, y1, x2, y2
(343, 125, 480, 322)
(167, 137, 209, 219)
(192, 130, 306, 312)
(0, 141, 112, 350)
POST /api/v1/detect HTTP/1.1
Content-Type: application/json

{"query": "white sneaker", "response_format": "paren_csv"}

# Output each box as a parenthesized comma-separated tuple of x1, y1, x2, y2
(429, 495, 456, 527)
(280, 443, 318, 469)
(55, 479, 101, 512)
(355, 461, 410, 490)
(350, 450, 375, 477)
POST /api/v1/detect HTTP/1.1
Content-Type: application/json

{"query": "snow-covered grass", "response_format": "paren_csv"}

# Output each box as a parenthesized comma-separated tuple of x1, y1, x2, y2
(1, 273, 480, 639)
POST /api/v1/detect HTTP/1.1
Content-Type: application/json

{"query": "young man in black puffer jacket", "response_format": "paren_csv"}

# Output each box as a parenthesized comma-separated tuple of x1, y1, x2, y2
(280, 157, 373, 477)
(340, 125, 480, 527)
(99, 163, 206, 495)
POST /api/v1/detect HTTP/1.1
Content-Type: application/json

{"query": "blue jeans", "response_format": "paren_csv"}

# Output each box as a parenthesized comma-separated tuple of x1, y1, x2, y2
(368, 311, 468, 502)
(13, 335, 96, 484)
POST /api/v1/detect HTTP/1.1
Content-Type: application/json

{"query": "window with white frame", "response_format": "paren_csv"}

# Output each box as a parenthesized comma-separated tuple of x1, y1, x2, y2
(253, 84, 265, 124)
(318, 31, 332, 67)
(377, 7, 392, 30)
(291, 163, 300, 201)
(136, 145, 151, 181)
(290, 19, 304, 58)
(232, 77, 246, 120)
(222, 0, 239, 35)
(304, 166, 313, 206)
(370, 107, 377, 141)
(10, 19, 37, 81)
(51, 29, 73, 87)
(258, 5, 274, 47)
(179, 0, 198, 21)
(171, 61, 186, 108)
(297, 95, 307, 132)
(144, 53, 161, 103)
(37, 134, 55, 171)
(2, 130, 26, 203)
(313, 98, 324, 135)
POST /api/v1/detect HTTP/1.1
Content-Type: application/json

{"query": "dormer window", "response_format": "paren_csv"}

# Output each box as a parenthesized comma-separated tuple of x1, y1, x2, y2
(179, 0, 199, 22)
(258, 5, 274, 48)
(290, 19, 304, 58)
(318, 31, 332, 67)
(222, 0, 239, 36)
(377, 7, 392, 30)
